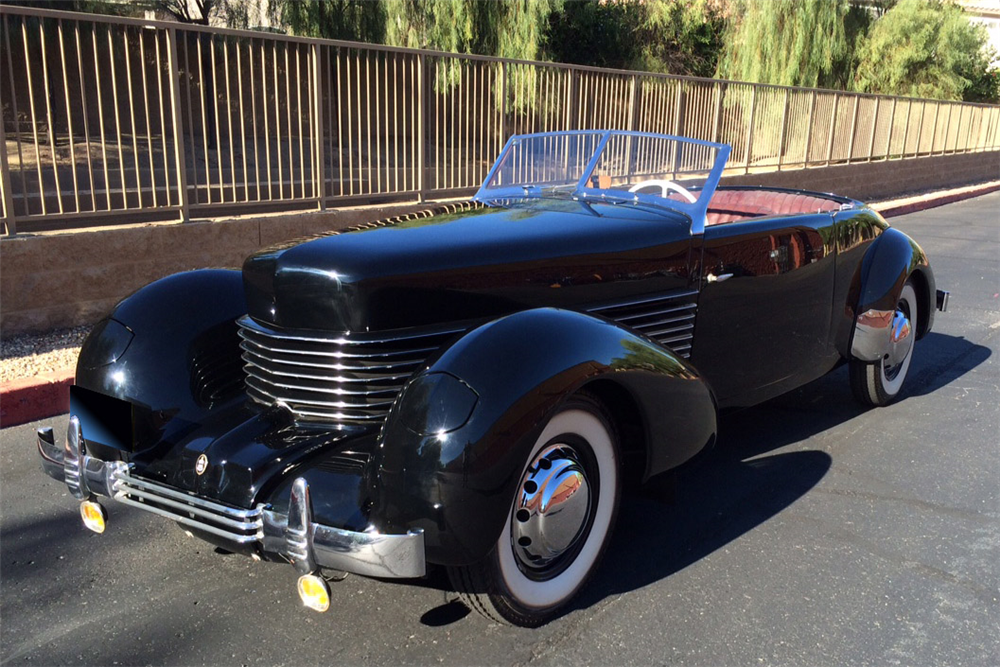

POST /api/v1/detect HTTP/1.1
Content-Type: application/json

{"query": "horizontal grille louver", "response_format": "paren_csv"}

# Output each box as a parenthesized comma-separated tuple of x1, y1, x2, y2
(237, 317, 460, 424)
(589, 290, 698, 358)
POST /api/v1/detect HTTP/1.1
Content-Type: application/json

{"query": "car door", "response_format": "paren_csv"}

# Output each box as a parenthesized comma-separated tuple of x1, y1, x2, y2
(691, 212, 840, 408)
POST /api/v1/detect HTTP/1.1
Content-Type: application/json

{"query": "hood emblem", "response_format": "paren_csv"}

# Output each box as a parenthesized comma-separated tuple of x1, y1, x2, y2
(195, 454, 209, 476)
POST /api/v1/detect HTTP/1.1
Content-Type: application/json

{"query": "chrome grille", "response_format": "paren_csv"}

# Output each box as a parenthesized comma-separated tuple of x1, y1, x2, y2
(113, 472, 264, 544)
(589, 289, 698, 358)
(237, 316, 461, 424)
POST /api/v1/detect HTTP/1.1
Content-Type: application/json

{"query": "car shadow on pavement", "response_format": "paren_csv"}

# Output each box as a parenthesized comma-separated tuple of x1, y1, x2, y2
(569, 330, 990, 618)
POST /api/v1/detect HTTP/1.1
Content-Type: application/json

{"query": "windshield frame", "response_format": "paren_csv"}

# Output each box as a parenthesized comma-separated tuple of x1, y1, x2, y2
(474, 130, 732, 235)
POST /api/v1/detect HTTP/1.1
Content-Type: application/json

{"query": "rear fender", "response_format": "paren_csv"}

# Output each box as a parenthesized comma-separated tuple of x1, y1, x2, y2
(372, 307, 717, 566)
(850, 228, 935, 362)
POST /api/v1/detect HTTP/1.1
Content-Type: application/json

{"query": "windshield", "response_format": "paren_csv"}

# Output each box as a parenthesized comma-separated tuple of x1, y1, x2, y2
(475, 130, 731, 227)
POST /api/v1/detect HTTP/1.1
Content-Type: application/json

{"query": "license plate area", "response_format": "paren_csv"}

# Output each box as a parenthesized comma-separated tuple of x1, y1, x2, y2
(69, 385, 135, 453)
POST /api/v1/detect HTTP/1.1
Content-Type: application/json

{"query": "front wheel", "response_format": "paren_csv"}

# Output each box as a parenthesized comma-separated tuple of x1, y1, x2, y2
(448, 393, 621, 626)
(850, 281, 918, 407)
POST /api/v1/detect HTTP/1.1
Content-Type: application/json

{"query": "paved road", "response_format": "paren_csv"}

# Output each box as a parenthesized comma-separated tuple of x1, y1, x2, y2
(2, 194, 998, 666)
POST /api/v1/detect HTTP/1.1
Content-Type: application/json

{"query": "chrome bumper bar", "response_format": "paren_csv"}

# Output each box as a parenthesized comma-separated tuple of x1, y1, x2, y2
(37, 419, 425, 579)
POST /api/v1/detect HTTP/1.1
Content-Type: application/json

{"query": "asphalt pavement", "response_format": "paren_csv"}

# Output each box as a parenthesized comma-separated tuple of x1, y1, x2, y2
(2, 193, 998, 666)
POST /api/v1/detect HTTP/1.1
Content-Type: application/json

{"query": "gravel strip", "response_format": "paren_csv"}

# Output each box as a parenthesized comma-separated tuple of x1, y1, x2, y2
(1, 326, 89, 384)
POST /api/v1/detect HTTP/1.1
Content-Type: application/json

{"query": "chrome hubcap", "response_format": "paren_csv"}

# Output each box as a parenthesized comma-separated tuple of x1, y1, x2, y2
(512, 444, 591, 571)
(885, 306, 913, 378)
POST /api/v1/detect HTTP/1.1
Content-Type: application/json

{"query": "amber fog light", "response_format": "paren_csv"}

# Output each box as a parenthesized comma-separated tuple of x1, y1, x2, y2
(80, 500, 108, 534)
(297, 574, 331, 612)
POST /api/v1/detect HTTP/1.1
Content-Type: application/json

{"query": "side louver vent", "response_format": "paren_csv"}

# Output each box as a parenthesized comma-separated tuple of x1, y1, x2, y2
(588, 289, 698, 358)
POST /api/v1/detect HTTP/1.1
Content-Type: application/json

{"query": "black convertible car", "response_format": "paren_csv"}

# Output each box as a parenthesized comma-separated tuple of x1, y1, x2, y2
(37, 130, 948, 626)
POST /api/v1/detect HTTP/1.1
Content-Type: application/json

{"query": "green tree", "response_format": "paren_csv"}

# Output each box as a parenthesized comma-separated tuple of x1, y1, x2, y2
(853, 0, 997, 101)
(544, 0, 725, 77)
(633, 0, 726, 78)
(382, 0, 556, 62)
(716, 0, 851, 89)
(278, 0, 387, 42)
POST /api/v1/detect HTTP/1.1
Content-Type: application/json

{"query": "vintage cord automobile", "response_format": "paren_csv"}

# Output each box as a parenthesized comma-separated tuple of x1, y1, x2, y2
(37, 130, 949, 626)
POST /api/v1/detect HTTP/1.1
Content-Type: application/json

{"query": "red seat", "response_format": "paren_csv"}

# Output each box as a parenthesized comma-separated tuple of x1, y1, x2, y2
(705, 189, 840, 226)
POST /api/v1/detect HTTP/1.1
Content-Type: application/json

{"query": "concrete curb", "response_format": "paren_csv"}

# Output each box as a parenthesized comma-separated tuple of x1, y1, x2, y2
(0, 369, 74, 428)
(873, 181, 1000, 218)
(2, 180, 998, 429)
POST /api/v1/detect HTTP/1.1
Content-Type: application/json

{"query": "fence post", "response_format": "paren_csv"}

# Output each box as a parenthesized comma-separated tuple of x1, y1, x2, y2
(627, 75, 638, 131)
(825, 93, 839, 166)
(803, 90, 816, 167)
(777, 88, 790, 169)
(885, 98, 896, 160)
(866, 97, 879, 162)
(565, 68, 577, 130)
(900, 100, 912, 157)
(743, 84, 757, 174)
(846, 95, 860, 162)
(0, 115, 15, 234)
(312, 44, 326, 210)
(166, 27, 190, 222)
(417, 53, 425, 202)
(712, 82, 724, 144)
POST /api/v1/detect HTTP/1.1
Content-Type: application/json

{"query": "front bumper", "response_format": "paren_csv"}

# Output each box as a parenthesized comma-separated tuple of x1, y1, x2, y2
(38, 416, 425, 579)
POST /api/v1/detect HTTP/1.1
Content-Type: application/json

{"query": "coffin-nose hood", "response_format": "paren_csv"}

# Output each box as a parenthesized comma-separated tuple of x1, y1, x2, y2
(242, 201, 690, 332)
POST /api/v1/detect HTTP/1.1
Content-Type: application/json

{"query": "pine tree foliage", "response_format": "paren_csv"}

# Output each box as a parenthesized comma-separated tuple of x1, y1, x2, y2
(853, 0, 996, 101)
(716, 0, 850, 89)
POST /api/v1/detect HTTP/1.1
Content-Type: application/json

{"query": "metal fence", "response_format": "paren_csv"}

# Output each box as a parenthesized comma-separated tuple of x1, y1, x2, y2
(2, 5, 999, 234)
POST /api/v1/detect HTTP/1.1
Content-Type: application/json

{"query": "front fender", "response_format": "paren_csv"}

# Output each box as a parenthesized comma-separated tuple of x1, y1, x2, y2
(372, 307, 717, 566)
(850, 228, 935, 362)
(75, 269, 248, 458)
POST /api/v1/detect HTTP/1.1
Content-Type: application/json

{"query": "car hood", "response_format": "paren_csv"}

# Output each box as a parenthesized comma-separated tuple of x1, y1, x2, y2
(242, 200, 692, 332)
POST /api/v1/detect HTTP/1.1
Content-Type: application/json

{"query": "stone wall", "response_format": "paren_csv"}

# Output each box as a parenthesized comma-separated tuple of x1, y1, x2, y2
(2, 151, 998, 337)
(1, 202, 436, 336)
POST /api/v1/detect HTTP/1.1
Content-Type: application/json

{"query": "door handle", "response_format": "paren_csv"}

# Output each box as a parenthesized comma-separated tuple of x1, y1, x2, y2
(706, 272, 733, 283)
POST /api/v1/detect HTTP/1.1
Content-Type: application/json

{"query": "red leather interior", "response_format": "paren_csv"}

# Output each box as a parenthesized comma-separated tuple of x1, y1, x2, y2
(706, 189, 840, 226)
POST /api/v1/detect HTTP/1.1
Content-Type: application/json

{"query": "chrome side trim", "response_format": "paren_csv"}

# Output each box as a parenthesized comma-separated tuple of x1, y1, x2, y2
(850, 307, 894, 362)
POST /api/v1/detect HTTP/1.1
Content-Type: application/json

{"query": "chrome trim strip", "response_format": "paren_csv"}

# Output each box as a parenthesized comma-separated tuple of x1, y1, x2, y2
(239, 334, 440, 359)
(619, 310, 696, 326)
(113, 496, 263, 544)
(238, 316, 463, 345)
(116, 473, 263, 520)
(588, 289, 699, 313)
(240, 359, 410, 383)
(116, 486, 263, 531)
(241, 346, 423, 372)
(642, 323, 695, 338)
(244, 381, 396, 410)
(244, 368, 403, 396)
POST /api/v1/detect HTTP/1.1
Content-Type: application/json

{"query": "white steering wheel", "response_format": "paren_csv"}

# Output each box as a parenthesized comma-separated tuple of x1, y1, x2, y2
(628, 179, 697, 203)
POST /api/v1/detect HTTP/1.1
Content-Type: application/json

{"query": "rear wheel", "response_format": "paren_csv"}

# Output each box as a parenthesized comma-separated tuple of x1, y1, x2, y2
(448, 393, 620, 626)
(850, 282, 918, 407)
